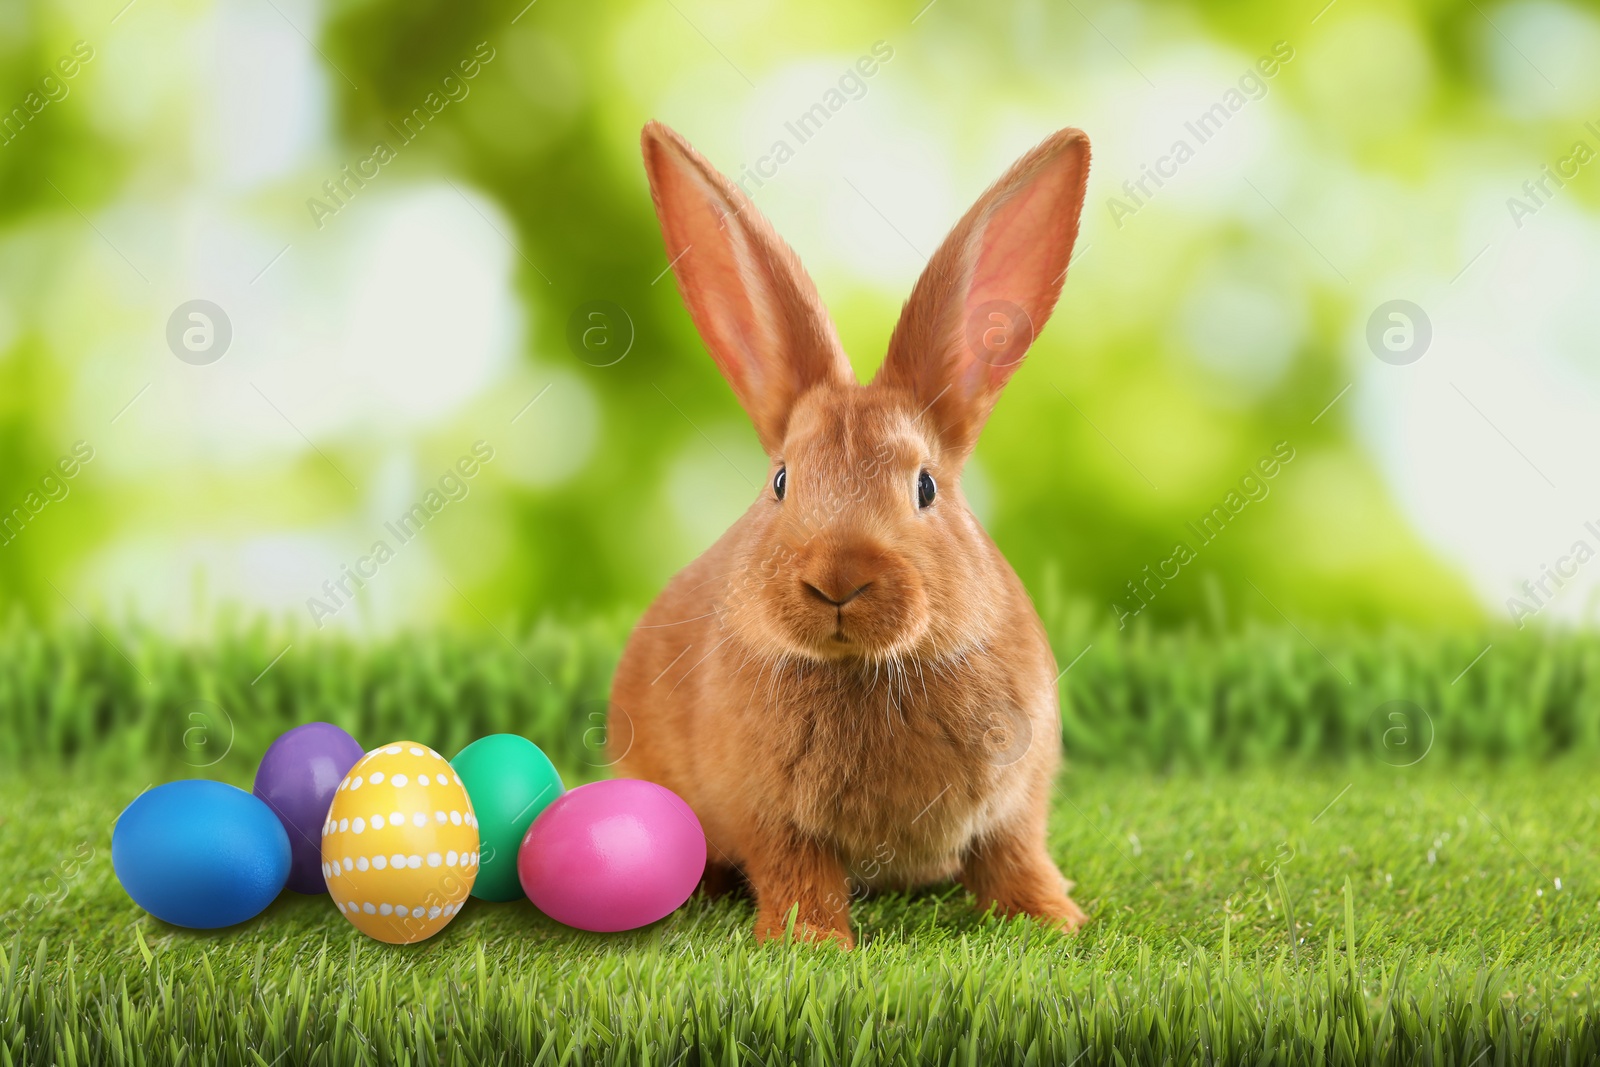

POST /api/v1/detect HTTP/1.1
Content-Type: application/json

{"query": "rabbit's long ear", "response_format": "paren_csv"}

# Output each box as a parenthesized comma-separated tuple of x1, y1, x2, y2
(875, 129, 1090, 456)
(642, 121, 854, 453)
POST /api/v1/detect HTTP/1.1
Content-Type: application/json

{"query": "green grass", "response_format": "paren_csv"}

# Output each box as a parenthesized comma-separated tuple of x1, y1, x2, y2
(4, 606, 1600, 771)
(5, 764, 1599, 1065)
(4, 619, 1600, 1063)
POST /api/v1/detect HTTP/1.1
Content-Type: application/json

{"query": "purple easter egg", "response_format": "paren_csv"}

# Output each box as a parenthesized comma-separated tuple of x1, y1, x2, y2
(252, 722, 364, 894)
(518, 779, 706, 932)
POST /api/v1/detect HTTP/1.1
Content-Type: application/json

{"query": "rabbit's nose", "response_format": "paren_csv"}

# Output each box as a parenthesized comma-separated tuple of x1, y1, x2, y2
(803, 580, 872, 607)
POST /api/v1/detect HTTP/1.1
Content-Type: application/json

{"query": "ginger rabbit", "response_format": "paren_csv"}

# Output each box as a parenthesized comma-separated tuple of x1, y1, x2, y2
(609, 121, 1092, 947)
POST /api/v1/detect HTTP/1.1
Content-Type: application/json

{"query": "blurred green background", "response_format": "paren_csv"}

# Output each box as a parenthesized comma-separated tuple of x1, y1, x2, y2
(3, 0, 1598, 636)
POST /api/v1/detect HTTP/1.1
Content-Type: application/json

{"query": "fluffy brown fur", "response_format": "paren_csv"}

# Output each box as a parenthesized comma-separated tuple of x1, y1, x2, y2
(609, 121, 1092, 947)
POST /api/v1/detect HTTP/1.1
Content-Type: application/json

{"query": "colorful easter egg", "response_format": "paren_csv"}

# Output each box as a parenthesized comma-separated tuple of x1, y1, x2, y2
(253, 722, 365, 894)
(113, 780, 291, 929)
(322, 741, 479, 944)
(517, 779, 705, 932)
(451, 734, 564, 901)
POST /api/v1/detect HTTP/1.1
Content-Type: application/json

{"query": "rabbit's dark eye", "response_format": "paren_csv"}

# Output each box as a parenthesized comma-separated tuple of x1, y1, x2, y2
(773, 466, 787, 501)
(917, 470, 936, 508)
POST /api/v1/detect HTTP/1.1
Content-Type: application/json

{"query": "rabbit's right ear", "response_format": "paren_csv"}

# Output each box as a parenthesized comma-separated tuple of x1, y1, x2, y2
(875, 129, 1090, 458)
(642, 122, 854, 454)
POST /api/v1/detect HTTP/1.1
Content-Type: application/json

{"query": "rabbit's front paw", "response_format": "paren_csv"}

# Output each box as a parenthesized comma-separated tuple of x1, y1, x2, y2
(962, 834, 1090, 934)
(1029, 893, 1089, 933)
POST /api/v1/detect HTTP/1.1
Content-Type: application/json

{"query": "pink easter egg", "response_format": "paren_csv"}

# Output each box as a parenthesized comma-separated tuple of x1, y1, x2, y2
(517, 779, 706, 932)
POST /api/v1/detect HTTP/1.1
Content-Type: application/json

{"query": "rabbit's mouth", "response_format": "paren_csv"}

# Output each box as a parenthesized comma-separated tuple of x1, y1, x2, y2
(809, 611, 897, 658)
(820, 589, 872, 646)
(768, 547, 929, 660)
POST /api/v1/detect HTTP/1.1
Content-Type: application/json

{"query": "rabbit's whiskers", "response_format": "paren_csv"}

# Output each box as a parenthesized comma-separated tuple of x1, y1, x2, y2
(636, 608, 722, 629)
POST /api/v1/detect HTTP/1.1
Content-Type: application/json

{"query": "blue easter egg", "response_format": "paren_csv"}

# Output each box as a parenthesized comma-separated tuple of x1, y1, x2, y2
(113, 780, 291, 929)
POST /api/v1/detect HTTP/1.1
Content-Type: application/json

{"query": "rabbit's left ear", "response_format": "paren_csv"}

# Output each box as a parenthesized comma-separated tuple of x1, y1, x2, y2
(642, 121, 855, 454)
(875, 129, 1090, 456)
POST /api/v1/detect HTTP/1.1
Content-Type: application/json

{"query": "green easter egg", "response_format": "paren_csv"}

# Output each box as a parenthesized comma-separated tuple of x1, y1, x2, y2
(452, 734, 565, 901)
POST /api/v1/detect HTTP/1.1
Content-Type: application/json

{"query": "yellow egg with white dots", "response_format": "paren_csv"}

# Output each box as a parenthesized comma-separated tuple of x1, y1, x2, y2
(322, 740, 479, 944)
